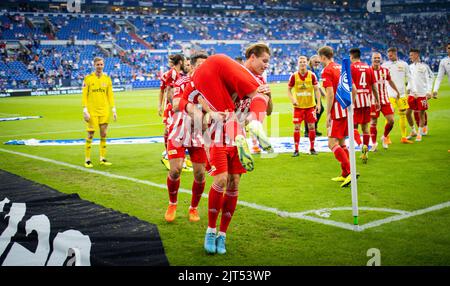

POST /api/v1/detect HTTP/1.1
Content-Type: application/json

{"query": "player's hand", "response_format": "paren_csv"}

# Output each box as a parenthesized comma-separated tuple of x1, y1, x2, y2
(396, 92, 400, 99)
(426, 93, 432, 99)
(375, 102, 381, 112)
(158, 106, 163, 117)
(326, 116, 331, 129)
(83, 108, 90, 122)
(293, 101, 299, 107)
(257, 84, 271, 95)
(111, 107, 117, 122)
(432, 91, 438, 99)
(316, 105, 321, 114)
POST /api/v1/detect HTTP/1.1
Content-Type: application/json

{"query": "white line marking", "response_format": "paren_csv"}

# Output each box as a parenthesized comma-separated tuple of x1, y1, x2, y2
(1, 148, 449, 232)
(0, 123, 162, 138)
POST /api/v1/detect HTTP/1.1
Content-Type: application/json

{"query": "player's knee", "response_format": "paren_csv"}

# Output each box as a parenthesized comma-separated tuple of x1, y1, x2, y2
(87, 132, 94, 140)
(193, 169, 205, 183)
(214, 174, 228, 189)
(169, 167, 182, 180)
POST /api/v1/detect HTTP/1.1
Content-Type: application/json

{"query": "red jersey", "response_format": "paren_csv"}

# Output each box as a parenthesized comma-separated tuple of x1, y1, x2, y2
(371, 66, 391, 105)
(168, 75, 203, 147)
(351, 61, 375, 108)
(322, 61, 347, 120)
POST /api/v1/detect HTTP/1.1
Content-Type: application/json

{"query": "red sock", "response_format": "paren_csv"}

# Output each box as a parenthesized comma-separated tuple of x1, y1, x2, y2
(164, 131, 168, 150)
(342, 145, 350, 159)
(414, 111, 420, 127)
(354, 129, 362, 145)
(249, 94, 268, 122)
(332, 145, 350, 177)
(363, 133, 370, 147)
(191, 179, 205, 209)
(370, 123, 377, 144)
(308, 129, 316, 150)
(383, 122, 394, 137)
(294, 129, 300, 152)
(219, 189, 239, 233)
(424, 112, 428, 126)
(167, 175, 180, 204)
(208, 183, 224, 229)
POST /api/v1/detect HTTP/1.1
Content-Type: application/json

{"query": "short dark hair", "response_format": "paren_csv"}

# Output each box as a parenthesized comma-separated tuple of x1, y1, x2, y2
(170, 54, 185, 65)
(409, 48, 420, 54)
(234, 56, 243, 63)
(387, 47, 397, 53)
(318, 46, 334, 59)
(190, 52, 208, 66)
(349, 48, 361, 59)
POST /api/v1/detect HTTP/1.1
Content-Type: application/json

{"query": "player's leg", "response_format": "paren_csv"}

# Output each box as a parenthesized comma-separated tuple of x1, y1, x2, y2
(216, 173, 241, 255)
(406, 96, 418, 139)
(188, 147, 207, 222)
(99, 122, 111, 165)
(165, 157, 183, 222)
(292, 108, 301, 157)
(416, 110, 426, 142)
(353, 109, 362, 146)
(370, 116, 378, 152)
(381, 111, 395, 149)
(306, 107, 318, 155)
(329, 119, 350, 183)
(423, 111, 428, 135)
(84, 130, 94, 168)
(315, 97, 324, 136)
(360, 119, 370, 164)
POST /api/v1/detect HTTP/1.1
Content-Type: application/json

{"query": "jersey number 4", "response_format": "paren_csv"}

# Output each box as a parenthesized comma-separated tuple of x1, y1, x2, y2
(359, 72, 367, 88)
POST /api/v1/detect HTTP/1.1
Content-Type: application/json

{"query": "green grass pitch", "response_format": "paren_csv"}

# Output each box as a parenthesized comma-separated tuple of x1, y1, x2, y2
(0, 79, 449, 266)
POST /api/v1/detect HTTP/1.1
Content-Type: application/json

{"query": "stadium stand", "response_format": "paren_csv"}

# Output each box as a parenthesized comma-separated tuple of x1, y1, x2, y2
(0, 0, 448, 90)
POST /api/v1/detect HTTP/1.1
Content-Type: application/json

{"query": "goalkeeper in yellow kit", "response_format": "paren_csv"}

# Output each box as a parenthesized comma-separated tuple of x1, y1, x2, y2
(82, 57, 117, 168)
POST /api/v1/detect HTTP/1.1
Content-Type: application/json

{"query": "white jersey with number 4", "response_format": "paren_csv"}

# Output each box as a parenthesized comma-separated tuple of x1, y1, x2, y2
(382, 60, 412, 98)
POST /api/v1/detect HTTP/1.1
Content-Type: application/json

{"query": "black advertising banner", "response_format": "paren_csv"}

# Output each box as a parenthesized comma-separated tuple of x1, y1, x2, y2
(0, 170, 168, 266)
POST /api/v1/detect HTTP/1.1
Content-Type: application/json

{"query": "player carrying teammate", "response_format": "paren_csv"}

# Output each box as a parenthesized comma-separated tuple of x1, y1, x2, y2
(370, 52, 400, 150)
(164, 53, 209, 223)
(287, 55, 321, 156)
(407, 48, 434, 142)
(349, 48, 380, 164)
(180, 54, 264, 255)
(318, 46, 353, 188)
(82, 56, 117, 168)
(382, 47, 414, 144)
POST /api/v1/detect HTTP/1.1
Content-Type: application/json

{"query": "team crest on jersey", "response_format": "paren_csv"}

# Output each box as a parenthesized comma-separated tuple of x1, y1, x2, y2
(168, 150, 178, 155)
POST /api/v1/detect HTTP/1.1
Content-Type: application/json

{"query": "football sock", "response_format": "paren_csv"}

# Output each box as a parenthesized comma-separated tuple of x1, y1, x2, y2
(191, 179, 205, 209)
(208, 183, 224, 229)
(167, 175, 180, 204)
(85, 138, 92, 161)
(308, 129, 316, 150)
(100, 137, 107, 160)
(219, 189, 238, 233)
(384, 122, 394, 137)
(399, 111, 407, 138)
(294, 128, 300, 152)
(342, 145, 350, 159)
(332, 145, 350, 177)
(363, 133, 370, 147)
(414, 111, 420, 127)
(354, 128, 362, 145)
(370, 123, 377, 144)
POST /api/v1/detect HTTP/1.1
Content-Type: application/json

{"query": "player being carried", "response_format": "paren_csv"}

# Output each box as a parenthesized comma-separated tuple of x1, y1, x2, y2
(370, 52, 399, 150)
(82, 56, 117, 168)
(287, 55, 321, 156)
(349, 48, 380, 164)
(163, 53, 209, 223)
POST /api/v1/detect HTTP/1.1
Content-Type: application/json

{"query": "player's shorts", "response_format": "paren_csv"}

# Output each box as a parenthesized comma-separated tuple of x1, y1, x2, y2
(408, 95, 428, 111)
(208, 145, 246, 176)
(167, 140, 207, 164)
(328, 117, 348, 140)
(193, 54, 259, 111)
(370, 103, 394, 118)
(353, 107, 371, 124)
(389, 97, 409, 111)
(86, 115, 109, 132)
(293, 107, 317, 124)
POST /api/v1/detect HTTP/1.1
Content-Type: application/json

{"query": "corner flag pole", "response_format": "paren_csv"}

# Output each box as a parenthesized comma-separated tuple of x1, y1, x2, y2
(337, 58, 359, 228)
(346, 104, 359, 227)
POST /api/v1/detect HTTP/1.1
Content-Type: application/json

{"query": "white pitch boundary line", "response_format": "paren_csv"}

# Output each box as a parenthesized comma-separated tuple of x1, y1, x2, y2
(0, 123, 162, 138)
(1, 148, 450, 232)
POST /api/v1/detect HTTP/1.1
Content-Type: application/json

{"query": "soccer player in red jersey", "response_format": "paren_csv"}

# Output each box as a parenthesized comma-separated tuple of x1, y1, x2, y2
(159, 54, 186, 169)
(319, 46, 353, 188)
(163, 53, 209, 223)
(181, 54, 263, 255)
(349, 48, 380, 164)
(370, 52, 400, 150)
(243, 43, 273, 153)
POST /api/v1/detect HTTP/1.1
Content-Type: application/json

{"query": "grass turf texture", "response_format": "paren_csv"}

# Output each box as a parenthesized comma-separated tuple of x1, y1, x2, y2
(0, 79, 449, 265)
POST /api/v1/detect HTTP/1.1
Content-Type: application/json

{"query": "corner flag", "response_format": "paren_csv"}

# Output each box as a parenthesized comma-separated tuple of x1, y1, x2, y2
(336, 58, 352, 109)
(336, 58, 359, 229)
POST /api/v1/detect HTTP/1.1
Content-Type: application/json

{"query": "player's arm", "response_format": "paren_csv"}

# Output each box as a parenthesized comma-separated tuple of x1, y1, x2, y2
(312, 72, 321, 113)
(158, 85, 165, 117)
(82, 77, 90, 122)
(425, 64, 434, 99)
(287, 75, 298, 107)
(107, 77, 117, 121)
(433, 60, 445, 97)
(405, 64, 414, 95)
(388, 79, 401, 99)
(325, 86, 334, 128)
